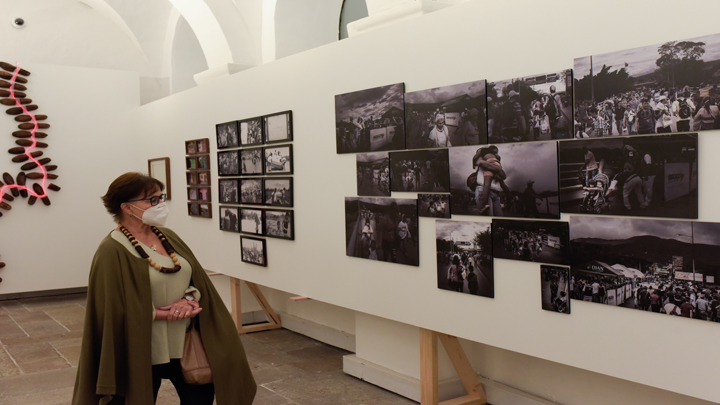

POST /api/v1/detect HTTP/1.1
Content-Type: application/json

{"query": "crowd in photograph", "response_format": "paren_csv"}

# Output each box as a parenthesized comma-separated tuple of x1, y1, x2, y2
(219, 152, 238, 174)
(419, 194, 449, 218)
(406, 107, 484, 148)
(542, 267, 569, 313)
(266, 212, 291, 237)
(353, 202, 417, 265)
(242, 245, 264, 265)
(357, 165, 390, 195)
(497, 229, 546, 261)
(337, 115, 405, 152)
(241, 182, 262, 204)
(391, 158, 447, 192)
(245, 121, 262, 144)
(264, 185, 291, 206)
(436, 248, 490, 296)
(220, 181, 238, 203)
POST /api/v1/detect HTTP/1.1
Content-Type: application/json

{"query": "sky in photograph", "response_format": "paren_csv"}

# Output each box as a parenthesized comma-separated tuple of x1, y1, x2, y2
(357, 152, 388, 163)
(264, 179, 289, 189)
(570, 216, 692, 242)
(449, 142, 558, 194)
(335, 83, 404, 122)
(358, 197, 415, 207)
(490, 70, 570, 97)
(405, 80, 486, 105)
(574, 32, 720, 79)
(690, 222, 720, 247)
(435, 219, 490, 241)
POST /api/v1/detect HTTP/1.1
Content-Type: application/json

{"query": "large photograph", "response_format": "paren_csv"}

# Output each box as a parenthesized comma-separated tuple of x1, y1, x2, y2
(541, 265, 570, 314)
(435, 220, 493, 298)
(357, 152, 390, 197)
(390, 149, 449, 193)
(492, 219, 569, 265)
(449, 143, 559, 218)
(345, 197, 418, 266)
(488, 70, 573, 143)
(335, 83, 406, 154)
(559, 133, 697, 219)
(574, 33, 720, 137)
(404, 80, 487, 149)
(570, 216, 720, 322)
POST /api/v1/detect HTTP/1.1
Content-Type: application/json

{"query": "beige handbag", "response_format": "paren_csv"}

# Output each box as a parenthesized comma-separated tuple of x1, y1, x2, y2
(181, 320, 213, 385)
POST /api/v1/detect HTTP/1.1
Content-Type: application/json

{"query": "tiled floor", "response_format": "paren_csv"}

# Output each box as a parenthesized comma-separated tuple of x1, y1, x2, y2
(0, 293, 417, 405)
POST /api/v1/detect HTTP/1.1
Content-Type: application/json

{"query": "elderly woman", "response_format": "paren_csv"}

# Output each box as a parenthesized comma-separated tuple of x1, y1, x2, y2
(73, 172, 256, 405)
(428, 113, 452, 147)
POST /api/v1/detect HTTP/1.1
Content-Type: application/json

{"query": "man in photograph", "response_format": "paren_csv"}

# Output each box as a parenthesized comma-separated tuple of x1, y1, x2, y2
(672, 93, 695, 132)
(223, 208, 237, 231)
(654, 96, 673, 133)
(523, 180, 540, 218)
(637, 99, 656, 134)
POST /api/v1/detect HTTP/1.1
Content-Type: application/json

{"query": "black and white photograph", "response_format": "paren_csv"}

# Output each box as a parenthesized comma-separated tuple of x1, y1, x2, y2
(264, 111, 293, 144)
(492, 219, 569, 265)
(390, 149, 449, 193)
(418, 194, 450, 218)
(240, 147, 263, 176)
(219, 206, 239, 232)
(265, 209, 294, 240)
(219, 179, 238, 204)
(404, 80, 488, 149)
(264, 177, 293, 207)
(239, 117, 263, 146)
(240, 178, 263, 205)
(240, 208, 263, 235)
(541, 265, 570, 314)
(264, 145, 293, 175)
(357, 152, 390, 197)
(216, 121, 239, 149)
(335, 83, 406, 154)
(574, 33, 720, 137)
(435, 220, 493, 298)
(449, 143, 560, 218)
(569, 216, 720, 322)
(345, 197, 418, 266)
(559, 133, 697, 219)
(488, 70, 573, 143)
(217, 150, 240, 176)
(241, 236, 266, 267)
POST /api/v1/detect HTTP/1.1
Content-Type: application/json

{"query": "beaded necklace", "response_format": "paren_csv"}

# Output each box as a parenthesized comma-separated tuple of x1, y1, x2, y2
(119, 224, 181, 273)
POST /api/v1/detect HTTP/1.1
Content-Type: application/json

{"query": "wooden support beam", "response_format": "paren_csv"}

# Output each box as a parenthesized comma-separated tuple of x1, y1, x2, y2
(437, 334, 487, 403)
(228, 278, 282, 335)
(230, 277, 242, 334)
(420, 328, 439, 405)
(439, 394, 484, 405)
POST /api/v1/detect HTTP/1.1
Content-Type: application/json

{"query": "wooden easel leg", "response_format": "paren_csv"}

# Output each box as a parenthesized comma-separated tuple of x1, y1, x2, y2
(420, 328, 439, 405)
(229, 277, 283, 335)
(230, 277, 243, 334)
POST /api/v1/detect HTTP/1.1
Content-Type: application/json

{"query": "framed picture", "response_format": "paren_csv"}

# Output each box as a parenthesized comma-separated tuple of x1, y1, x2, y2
(197, 187, 211, 202)
(217, 150, 240, 176)
(492, 219, 570, 265)
(197, 155, 210, 170)
(219, 179, 239, 204)
(197, 139, 209, 154)
(240, 208, 264, 236)
(188, 203, 200, 216)
(197, 171, 210, 186)
(263, 177, 293, 207)
(219, 206, 239, 232)
(240, 178, 264, 205)
(186, 171, 198, 186)
(148, 157, 171, 200)
(264, 144, 293, 175)
(357, 152, 390, 196)
(264, 209, 294, 240)
(185, 141, 197, 155)
(240, 147, 264, 176)
(239, 117, 263, 146)
(187, 187, 198, 201)
(435, 220, 493, 298)
(263, 110, 293, 144)
(186, 156, 197, 170)
(241, 236, 267, 267)
(418, 194, 450, 218)
(389, 149, 449, 192)
(199, 203, 212, 218)
(541, 265, 570, 314)
(216, 121, 239, 149)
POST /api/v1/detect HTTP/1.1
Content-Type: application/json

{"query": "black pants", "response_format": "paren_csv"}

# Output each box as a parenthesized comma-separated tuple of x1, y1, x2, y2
(152, 359, 214, 405)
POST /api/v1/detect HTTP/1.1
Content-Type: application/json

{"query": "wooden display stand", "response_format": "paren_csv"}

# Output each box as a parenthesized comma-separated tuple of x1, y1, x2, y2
(230, 278, 282, 334)
(420, 328, 487, 405)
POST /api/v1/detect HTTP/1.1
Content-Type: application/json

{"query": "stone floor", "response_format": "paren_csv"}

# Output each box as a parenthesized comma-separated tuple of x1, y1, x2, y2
(0, 293, 417, 404)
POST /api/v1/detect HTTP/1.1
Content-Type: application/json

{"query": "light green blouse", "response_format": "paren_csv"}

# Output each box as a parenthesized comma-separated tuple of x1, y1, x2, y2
(111, 230, 201, 365)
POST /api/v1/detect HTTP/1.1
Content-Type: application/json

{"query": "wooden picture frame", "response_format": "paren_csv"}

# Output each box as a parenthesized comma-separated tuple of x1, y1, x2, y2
(219, 206, 240, 232)
(241, 236, 267, 267)
(187, 187, 199, 201)
(263, 110, 293, 145)
(185, 141, 197, 155)
(186, 171, 198, 186)
(186, 156, 197, 170)
(148, 157, 171, 200)
(199, 203, 212, 218)
(219, 179, 239, 204)
(216, 121, 239, 149)
(197, 154, 210, 170)
(240, 147, 264, 176)
(217, 150, 240, 176)
(197, 138, 209, 154)
(240, 178, 264, 205)
(197, 187, 211, 202)
(188, 203, 200, 216)
(197, 170, 210, 186)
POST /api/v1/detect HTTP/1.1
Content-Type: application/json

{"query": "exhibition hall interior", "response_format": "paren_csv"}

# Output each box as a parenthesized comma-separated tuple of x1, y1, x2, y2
(1, 0, 719, 404)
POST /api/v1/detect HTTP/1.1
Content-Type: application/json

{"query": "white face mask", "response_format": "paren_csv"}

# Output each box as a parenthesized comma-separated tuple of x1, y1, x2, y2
(129, 202, 169, 227)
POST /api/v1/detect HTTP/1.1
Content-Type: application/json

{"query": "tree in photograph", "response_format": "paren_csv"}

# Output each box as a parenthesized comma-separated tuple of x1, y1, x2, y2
(575, 65, 634, 102)
(655, 40, 707, 88)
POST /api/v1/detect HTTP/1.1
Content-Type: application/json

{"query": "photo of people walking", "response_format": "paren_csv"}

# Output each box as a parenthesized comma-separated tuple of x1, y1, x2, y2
(357, 152, 390, 197)
(492, 219, 569, 265)
(389, 149, 449, 193)
(541, 265, 570, 314)
(435, 220, 493, 298)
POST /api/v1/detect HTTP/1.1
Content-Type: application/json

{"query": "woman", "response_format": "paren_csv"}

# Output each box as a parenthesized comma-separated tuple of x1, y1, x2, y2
(692, 97, 716, 131)
(73, 173, 256, 405)
(428, 114, 451, 147)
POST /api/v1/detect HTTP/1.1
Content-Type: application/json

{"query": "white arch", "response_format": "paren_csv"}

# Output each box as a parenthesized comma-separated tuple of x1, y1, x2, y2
(77, 0, 145, 57)
(167, 0, 234, 68)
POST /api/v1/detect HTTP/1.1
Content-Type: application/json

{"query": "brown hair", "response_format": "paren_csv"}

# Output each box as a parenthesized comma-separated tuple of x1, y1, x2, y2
(101, 172, 164, 222)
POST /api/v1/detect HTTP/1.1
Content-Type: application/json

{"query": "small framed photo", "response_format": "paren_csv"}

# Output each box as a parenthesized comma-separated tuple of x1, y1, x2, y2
(198, 187, 211, 202)
(541, 265, 570, 314)
(240, 178, 264, 205)
(240, 147, 264, 176)
(197, 155, 210, 170)
(197, 139, 209, 153)
(263, 177, 293, 207)
(186, 156, 197, 170)
(239, 117, 263, 146)
(219, 206, 239, 232)
(264, 144, 293, 175)
(187, 187, 198, 201)
(240, 208, 264, 236)
(185, 141, 197, 155)
(263, 110, 293, 144)
(217, 150, 240, 176)
(264, 209, 294, 240)
(197, 171, 210, 186)
(188, 203, 200, 216)
(216, 121, 239, 149)
(241, 236, 267, 267)
(418, 194, 451, 218)
(219, 179, 239, 204)
(199, 203, 212, 218)
(186, 171, 198, 186)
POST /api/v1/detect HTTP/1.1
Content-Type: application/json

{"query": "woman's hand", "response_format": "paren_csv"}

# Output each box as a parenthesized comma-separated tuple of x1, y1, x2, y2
(157, 298, 202, 321)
